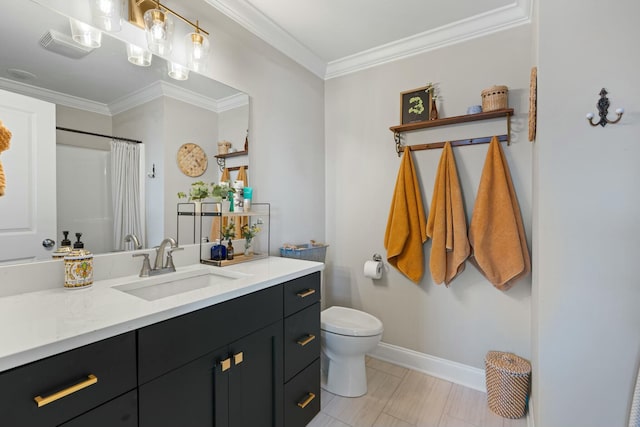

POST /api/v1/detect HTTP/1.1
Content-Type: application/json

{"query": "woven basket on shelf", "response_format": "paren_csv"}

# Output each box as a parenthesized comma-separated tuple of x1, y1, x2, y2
(485, 351, 531, 419)
(481, 85, 509, 111)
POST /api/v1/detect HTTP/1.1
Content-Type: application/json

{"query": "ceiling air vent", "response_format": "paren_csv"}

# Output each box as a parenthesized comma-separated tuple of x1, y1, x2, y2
(39, 29, 94, 59)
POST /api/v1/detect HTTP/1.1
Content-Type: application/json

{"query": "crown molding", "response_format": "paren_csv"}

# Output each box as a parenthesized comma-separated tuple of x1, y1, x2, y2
(204, 0, 531, 81)
(0, 77, 111, 115)
(108, 80, 222, 115)
(203, 0, 327, 78)
(217, 93, 249, 112)
(326, 0, 532, 79)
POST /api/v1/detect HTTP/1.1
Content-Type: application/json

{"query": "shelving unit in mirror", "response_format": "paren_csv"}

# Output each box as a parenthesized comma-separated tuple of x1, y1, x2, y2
(177, 202, 270, 267)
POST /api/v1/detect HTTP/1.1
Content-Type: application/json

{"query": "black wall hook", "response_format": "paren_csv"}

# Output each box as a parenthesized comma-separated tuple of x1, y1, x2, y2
(586, 88, 624, 127)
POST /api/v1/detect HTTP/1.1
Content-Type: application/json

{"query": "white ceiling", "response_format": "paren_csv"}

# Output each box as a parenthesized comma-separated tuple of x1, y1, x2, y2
(202, 0, 533, 78)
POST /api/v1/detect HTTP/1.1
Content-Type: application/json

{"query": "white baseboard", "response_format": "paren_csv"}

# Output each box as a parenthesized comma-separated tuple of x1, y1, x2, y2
(368, 342, 533, 426)
(527, 398, 535, 427)
(368, 341, 487, 392)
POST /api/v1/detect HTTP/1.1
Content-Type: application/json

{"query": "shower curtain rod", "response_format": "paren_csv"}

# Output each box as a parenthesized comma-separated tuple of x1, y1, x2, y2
(56, 126, 143, 144)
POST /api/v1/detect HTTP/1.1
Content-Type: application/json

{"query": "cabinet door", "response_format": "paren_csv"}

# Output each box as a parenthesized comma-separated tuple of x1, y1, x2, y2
(228, 321, 283, 427)
(138, 346, 230, 427)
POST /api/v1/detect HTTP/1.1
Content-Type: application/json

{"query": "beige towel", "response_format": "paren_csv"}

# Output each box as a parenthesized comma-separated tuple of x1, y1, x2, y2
(426, 142, 470, 285)
(235, 166, 249, 238)
(384, 147, 428, 283)
(469, 136, 530, 290)
(236, 166, 248, 185)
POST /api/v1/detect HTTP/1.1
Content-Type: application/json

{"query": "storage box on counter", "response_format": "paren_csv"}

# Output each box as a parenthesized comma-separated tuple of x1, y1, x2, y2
(280, 242, 328, 263)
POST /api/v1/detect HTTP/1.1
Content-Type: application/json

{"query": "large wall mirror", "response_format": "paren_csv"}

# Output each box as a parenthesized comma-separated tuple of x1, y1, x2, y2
(0, 1, 249, 264)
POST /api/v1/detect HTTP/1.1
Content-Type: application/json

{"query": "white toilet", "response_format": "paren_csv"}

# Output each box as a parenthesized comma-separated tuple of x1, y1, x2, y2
(320, 306, 383, 397)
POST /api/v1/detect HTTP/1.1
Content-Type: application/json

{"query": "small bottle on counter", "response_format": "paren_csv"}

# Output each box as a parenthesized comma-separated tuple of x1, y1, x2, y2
(226, 240, 234, 260)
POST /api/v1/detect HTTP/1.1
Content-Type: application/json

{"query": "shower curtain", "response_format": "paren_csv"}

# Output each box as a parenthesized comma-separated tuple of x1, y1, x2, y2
(111, 140, 143, 251)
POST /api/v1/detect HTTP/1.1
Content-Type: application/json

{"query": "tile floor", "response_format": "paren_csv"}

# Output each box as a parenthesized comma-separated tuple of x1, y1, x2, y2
(308, 357, 528, 427)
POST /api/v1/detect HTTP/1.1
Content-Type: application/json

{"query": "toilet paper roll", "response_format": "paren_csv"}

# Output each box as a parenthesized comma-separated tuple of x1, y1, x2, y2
(364, 260, 383, 279)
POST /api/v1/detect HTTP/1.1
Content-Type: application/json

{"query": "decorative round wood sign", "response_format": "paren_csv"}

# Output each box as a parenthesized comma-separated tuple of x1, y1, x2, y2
(528, 66, 537, 142)
(177, 143, 208, 177)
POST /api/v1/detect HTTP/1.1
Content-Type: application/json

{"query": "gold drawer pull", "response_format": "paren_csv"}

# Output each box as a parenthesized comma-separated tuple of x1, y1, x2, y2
(297, 392, 316, 409)
(297, 334, 316, 347)
(296, 289, 316, 298)
(221, 358, 231, 372)
(234, 352, 244, 365)
(34, 374, 98, 408)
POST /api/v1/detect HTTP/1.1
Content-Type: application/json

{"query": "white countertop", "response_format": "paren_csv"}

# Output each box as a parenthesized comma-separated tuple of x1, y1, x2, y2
(0, 256, 324, 372)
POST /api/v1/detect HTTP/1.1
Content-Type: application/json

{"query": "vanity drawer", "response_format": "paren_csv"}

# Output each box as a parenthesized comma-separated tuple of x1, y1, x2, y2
(284, 302, 320, 382)
(59, 390, 138, 427)
(284, 359, 321, 427)
(0, 332, 136, 427)
(283, 272, 321, 317)
(138, 284, 283, 384)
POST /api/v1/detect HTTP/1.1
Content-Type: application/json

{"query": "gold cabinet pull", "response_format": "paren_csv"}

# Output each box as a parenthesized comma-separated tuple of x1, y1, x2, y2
(234, 352, 244, 365)
(221, 358, 231, 372)
(297, 392, 316, 409)
(296, 289, 316, 298)
(34, 374, 98, 408)
(296, 334, 316, 347)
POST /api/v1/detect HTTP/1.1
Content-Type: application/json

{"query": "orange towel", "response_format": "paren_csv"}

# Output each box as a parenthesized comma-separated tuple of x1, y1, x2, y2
(237, 166, 248, 185)
(426, 142, 470, 286)
(469, 136, 530, 290)
(0, 120, 11, 197)
(384, 147, 428, 283)
(220, 167, 230, 183)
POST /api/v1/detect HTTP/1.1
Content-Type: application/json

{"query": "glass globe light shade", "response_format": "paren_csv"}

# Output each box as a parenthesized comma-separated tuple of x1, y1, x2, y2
(185, 31, 210, 72)
(91, 0, 121, 32)
(126, 43, 152, 67)
(168, 62, 189, 81)
(69, 18, 102, 48)
(143, 8, 173, 55)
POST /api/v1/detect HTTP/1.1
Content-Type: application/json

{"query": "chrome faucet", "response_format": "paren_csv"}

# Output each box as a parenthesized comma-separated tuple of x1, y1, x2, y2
(124, 233, 142, 250)
(132, 237, 183, 277)
(154, 237, 177, 270)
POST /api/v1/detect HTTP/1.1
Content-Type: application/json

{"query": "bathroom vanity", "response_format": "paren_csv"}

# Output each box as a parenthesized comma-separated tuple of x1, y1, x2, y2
(0, 257, 322, 427)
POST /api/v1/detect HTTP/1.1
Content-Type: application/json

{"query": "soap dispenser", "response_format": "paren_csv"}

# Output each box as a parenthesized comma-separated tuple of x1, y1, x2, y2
(64, 232, 93, 289)
(52, 231, 72, 259)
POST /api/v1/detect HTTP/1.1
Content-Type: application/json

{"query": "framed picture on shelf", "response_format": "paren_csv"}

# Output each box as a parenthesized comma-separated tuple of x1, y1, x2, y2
(400, 86, 431, 124)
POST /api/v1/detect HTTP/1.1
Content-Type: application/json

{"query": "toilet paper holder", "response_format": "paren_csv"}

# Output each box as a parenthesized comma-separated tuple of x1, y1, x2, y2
(372, 253, 382, 262)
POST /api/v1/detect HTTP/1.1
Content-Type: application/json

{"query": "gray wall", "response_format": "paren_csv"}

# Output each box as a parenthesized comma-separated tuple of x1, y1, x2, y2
(324, 25, 533, 370)
(534, 0, 640, 425)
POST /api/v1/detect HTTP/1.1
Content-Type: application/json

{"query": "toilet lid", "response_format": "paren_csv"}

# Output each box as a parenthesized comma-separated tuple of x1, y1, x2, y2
(321, 306, 383, 337)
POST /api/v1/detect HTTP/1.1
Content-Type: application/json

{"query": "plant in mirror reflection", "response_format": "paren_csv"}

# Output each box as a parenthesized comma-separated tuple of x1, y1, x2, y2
(178, 181, 235, 201)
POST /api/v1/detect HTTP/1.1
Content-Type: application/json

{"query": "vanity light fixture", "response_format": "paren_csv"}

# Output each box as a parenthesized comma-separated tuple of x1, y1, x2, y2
(69, 18, 102, 48)
(91, 0, 122, 32)
(126, 43, 152, 66)
(168, 61, 189, 81)
(129, 0, 210, 72)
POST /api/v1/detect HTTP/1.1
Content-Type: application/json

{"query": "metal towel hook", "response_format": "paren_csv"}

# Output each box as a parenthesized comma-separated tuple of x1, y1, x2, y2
(586, 88, 624, 127)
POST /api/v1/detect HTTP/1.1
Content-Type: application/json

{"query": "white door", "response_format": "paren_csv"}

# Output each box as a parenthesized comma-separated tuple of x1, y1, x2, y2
(0, 89, 56, 263)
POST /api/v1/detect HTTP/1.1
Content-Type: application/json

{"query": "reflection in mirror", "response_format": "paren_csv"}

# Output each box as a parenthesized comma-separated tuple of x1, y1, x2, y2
(0, 1, 249, 264)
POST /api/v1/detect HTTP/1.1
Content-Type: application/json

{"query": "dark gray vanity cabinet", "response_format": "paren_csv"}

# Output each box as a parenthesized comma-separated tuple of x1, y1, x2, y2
(0, 332, 136, 427)
(137, 284, 284, 427)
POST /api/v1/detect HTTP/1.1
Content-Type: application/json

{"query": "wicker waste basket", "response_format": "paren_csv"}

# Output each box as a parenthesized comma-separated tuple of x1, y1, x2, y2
(485, 351, 531, 419)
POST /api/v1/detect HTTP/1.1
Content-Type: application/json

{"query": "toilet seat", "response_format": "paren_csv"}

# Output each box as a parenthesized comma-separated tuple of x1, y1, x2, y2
(321, 306, 383, 337)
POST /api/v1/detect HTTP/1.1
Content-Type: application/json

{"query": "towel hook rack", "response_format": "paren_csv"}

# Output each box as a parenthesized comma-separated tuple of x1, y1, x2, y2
(586, 88, 624, 127)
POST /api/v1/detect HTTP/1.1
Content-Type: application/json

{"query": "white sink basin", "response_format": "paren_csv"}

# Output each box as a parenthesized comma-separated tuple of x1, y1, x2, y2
(113, 268, 247, 301)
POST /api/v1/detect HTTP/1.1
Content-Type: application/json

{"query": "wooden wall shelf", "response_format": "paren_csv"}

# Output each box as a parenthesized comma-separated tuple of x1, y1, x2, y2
(214, 150, 248, 159)
(390, 108, 514, 155)
(389, 109, 513, 133)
